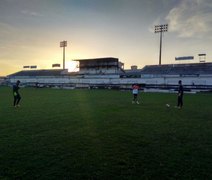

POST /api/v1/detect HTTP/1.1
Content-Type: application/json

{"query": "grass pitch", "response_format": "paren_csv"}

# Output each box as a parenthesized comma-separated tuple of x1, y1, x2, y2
(0, 87, 212, 179)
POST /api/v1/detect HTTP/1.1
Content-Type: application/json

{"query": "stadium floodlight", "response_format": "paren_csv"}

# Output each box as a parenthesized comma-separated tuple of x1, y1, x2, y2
(60, 41, 67, 69)
(154, 24, 168, 65)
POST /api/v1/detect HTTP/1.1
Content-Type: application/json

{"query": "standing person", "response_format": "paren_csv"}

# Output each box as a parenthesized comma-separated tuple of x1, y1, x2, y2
(132, 84, 139, 104)
(13, 80, 21, 107)
(177, 80, 183, 109)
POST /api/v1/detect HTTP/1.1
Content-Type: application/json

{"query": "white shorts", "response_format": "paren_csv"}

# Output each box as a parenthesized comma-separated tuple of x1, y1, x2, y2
(132, 89, 138, 94)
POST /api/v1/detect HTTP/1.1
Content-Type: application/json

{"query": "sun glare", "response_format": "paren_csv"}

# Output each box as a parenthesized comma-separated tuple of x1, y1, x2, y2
(66, 61, 79, 72)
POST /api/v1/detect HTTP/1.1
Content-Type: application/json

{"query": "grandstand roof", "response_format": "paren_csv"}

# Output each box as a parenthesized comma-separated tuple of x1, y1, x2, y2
(74, 57, 118, 62)
(8, 69, 68, 77)
(140, 63, 212, 75)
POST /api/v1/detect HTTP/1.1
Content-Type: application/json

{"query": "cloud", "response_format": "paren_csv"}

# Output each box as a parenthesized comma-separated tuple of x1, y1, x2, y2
(21, 10, 43, 17)
(166, 0, 212, 38)
(0, 22, 15, 35)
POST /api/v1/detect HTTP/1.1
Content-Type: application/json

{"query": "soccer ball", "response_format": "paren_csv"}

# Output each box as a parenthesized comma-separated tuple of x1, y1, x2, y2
(166, 104, 170, 108)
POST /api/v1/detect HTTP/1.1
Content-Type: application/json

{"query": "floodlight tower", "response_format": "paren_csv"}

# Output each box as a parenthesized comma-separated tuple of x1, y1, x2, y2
(154, 24, 168, 65)
(60, 41, 67, 69)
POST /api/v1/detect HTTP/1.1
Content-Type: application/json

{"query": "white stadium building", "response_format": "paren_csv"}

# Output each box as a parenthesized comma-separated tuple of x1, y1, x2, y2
(5, 57, 212, 92)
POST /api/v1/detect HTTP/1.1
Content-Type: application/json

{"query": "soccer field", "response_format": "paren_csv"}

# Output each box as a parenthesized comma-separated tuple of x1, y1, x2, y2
(0, 87, 212, 179)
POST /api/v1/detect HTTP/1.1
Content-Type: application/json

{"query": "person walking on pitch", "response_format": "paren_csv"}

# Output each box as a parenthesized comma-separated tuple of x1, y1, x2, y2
(177, 80, 183, 109)
(132, 84, 139, 104)
(13, 80, 21, 107)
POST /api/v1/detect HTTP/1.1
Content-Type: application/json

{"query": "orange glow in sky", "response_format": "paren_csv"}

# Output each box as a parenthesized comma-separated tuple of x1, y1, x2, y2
(0, 0, 212, 76)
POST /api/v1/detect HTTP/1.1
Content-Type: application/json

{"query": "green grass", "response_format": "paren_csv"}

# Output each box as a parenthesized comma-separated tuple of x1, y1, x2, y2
(0, 87, 212, 179)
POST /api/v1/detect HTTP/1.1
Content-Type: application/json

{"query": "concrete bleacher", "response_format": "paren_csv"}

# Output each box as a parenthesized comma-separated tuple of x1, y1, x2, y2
(8, 69, 68, 77)
(141, 63, 212, 75)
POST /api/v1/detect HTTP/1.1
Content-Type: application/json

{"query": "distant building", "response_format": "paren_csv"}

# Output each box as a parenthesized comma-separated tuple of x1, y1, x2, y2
(0, 76, 6, 85)
(131, 65, 138, 70)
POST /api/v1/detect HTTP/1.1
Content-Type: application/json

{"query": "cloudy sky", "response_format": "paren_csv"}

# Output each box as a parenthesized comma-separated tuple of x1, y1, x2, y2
(0, 0, 212, 75)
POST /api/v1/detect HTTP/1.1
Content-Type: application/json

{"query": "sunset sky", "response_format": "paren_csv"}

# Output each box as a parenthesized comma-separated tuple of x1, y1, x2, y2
(0, 0, 212, 76)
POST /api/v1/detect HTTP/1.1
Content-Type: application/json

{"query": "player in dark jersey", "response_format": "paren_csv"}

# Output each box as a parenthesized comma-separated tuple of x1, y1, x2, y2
(177, 80, 183, 109)
(13, 80, 21, 107)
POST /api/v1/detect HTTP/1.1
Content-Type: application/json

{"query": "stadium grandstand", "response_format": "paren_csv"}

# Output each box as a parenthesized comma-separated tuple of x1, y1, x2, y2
(140, 63, 212, 75)
(9, 69, 68, 77)
(5, 58, 212, 92)
(75, 57, 124, 75)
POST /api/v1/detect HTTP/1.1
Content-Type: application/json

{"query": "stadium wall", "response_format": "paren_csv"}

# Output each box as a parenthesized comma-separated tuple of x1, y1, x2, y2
(7, 74, 212, 91)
